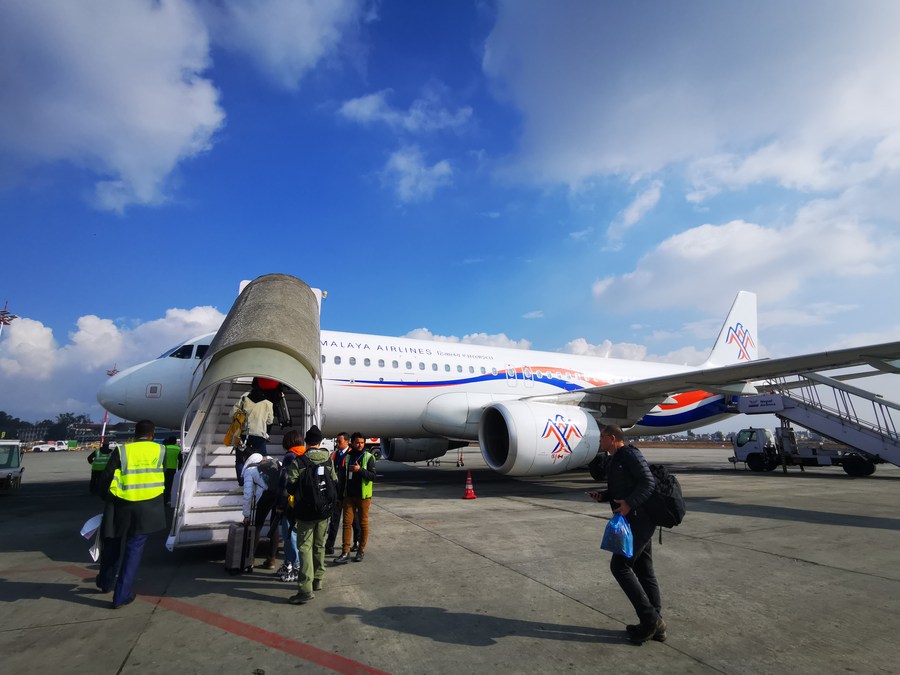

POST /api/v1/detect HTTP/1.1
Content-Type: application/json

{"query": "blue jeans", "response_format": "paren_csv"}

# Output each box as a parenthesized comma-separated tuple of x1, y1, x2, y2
(99, 533, 148, 606)
(280, 515, 300, 567)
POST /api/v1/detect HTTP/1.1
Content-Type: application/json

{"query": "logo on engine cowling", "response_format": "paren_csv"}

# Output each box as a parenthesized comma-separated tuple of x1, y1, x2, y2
(542, 414, 583, 461)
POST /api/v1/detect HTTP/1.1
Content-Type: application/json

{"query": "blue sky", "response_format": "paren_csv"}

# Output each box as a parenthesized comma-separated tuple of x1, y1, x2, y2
(1, 0, 899, 427)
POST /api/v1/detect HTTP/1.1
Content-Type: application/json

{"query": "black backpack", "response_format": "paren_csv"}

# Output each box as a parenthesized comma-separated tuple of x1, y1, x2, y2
(294, 455, 337, 521)
(642, 464, 686, 528)
(257, 459, 281, 494)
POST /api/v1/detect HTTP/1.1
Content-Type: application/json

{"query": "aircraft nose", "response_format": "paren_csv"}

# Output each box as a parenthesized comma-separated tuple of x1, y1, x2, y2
(97, 371, 131, 419)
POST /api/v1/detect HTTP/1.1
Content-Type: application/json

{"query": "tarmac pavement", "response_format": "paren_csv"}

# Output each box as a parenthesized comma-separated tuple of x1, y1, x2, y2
(2, 447, 899, 674)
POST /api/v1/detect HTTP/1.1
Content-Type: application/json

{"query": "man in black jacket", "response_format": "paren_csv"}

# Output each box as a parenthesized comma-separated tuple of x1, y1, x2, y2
(589, 425, 665, 644)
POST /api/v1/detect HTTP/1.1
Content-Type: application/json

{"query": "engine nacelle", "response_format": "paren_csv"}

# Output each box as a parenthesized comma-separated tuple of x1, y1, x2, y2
(380, 438, 463, 463)
(479, 401, 601, 476)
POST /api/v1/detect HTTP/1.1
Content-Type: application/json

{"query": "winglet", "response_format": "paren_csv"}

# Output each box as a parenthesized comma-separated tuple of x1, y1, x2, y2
(702, 291, 758, 367)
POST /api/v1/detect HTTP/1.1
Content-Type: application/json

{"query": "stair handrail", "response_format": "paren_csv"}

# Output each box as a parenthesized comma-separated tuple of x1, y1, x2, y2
(768, 374, 898, 442)
(166, 381, 223, 549)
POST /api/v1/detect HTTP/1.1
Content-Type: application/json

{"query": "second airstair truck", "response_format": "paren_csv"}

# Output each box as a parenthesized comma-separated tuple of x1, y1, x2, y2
(730, 424, 877, 476)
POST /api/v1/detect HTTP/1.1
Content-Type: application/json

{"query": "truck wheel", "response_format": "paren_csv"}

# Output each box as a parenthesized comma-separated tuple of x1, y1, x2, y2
(842, 455, 876, 477)
(764, 456, 779, 471)
(746, 453, 767, 472)
(588, 453, 609, 482)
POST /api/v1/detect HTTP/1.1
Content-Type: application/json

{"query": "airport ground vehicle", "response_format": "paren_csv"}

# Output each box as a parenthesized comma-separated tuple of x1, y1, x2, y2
(730, 425, 879, 476)
(0, 440, 24, 490)
(31, 441, 72, 453)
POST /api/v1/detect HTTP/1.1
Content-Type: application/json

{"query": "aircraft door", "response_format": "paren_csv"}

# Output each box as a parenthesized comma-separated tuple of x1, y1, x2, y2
(522, 366, 534, 389)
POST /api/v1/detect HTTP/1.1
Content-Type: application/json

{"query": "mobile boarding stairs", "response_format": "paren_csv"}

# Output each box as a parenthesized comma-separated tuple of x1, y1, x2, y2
(166, 274, 323, 549)
(736, 371, 900, 476)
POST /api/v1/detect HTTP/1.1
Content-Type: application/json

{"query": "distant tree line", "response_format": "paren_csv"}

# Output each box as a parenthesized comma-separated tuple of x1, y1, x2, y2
(0, 411, 94, 442)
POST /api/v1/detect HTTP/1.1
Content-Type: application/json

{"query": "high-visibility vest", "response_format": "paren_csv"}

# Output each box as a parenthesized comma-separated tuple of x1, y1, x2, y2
(90, 448, 112, 472)
(164, 444, 181, 470)
(109, 441, 165, 501)
(345, 451, 375, 499)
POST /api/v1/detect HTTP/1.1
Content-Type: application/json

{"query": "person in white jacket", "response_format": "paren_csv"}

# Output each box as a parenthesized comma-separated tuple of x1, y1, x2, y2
(233, 378, 275, 454)
(241, 452, 279, 569)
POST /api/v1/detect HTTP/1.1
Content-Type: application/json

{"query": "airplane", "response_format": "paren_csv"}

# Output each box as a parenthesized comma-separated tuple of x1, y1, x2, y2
(97, 289, 900, 478)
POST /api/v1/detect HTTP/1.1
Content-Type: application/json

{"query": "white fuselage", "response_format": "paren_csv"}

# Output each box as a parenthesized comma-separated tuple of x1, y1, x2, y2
(98, 329, 730, 436)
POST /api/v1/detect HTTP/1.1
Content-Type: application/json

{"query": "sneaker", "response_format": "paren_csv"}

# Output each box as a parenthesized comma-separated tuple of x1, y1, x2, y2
(288, 591, 314, 605)
(627, 619, 667, 642)
(353, 550, 365, 562)
(275, 563, 290, 578)
(629, 618, 666, 644)
(283, 570, 298, 583)
(312, 580, 323, 591)
(333, 553, 351, 565)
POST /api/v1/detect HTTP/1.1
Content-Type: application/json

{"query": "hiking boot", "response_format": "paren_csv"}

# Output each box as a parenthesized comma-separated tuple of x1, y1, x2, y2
(627, 619, 667, 642)
(312, 580, 323, 591)
(288, 591, 314, 605)
(333, 553, 351, 565)
(353, 550, 365, 562)
(629, 618, 666, 644)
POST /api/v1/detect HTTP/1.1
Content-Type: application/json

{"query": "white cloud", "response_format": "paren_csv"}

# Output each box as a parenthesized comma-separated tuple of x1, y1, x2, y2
(483, 2, 900, 193)
(0, 306, 224, 422)
(339, 88, 473, 133)
(405, 328, 531, 350)
(382, 145, 453, 202)
(607, 180, 662, 243)
(198, 0, 363, 90)
(0, 0, 224, 212)
(592, 210, 896, 313)
(522, 310, 544, 319)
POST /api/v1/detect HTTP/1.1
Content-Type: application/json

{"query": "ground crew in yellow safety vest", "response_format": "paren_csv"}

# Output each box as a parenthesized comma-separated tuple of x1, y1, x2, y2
(87, 441, 113, 497)
(96, 420, 167, 609)
(162, 436, 183, 504)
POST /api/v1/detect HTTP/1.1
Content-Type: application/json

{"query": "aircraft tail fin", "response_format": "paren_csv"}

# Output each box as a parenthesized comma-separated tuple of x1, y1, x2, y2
(702, 291, 758, 367)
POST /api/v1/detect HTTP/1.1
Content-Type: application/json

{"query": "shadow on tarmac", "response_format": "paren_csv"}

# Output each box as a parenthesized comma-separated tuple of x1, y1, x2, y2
(688, 495, 900, 530)
(324, 605, 623, 646)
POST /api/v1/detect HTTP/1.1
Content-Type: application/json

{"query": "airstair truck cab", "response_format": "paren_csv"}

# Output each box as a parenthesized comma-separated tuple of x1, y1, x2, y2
(731, 427, 779, 472)
(0, 440, 24, 490)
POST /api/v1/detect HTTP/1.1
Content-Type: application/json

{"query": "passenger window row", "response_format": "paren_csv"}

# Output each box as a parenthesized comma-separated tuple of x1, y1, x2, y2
(319, 353, 587, 382)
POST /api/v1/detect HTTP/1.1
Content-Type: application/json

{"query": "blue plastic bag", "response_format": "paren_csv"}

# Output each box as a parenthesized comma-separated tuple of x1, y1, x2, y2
(601, 513, 634, 558)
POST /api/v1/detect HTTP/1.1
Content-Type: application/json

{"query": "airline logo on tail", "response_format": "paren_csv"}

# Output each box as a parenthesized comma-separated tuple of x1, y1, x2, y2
(542, 415, 583, 461)
(726, 322, 755, 361)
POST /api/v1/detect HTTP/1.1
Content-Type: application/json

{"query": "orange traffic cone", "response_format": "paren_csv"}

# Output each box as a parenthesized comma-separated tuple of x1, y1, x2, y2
(462, 470, 477, 499)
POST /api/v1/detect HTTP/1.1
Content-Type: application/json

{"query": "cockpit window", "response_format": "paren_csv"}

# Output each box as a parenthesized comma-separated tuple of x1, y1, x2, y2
(168, 345, 194, 359)
(195, 344, 209, 360)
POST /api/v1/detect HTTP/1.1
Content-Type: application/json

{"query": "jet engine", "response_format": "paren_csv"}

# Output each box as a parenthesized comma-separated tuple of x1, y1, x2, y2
(380, 438, 466, 463)
(479, 401, 601, 476)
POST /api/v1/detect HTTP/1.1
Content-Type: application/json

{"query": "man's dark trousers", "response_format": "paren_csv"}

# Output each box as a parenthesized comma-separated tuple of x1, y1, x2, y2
(609, 515, 660, 624)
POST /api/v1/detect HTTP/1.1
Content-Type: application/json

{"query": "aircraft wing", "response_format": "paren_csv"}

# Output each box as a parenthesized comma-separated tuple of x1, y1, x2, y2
(528, 340, 900, 422)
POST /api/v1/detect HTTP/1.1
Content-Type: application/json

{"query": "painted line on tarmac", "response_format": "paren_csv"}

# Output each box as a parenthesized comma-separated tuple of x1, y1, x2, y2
(142, 595, 389, 675)
(40, 563, 387, 675)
